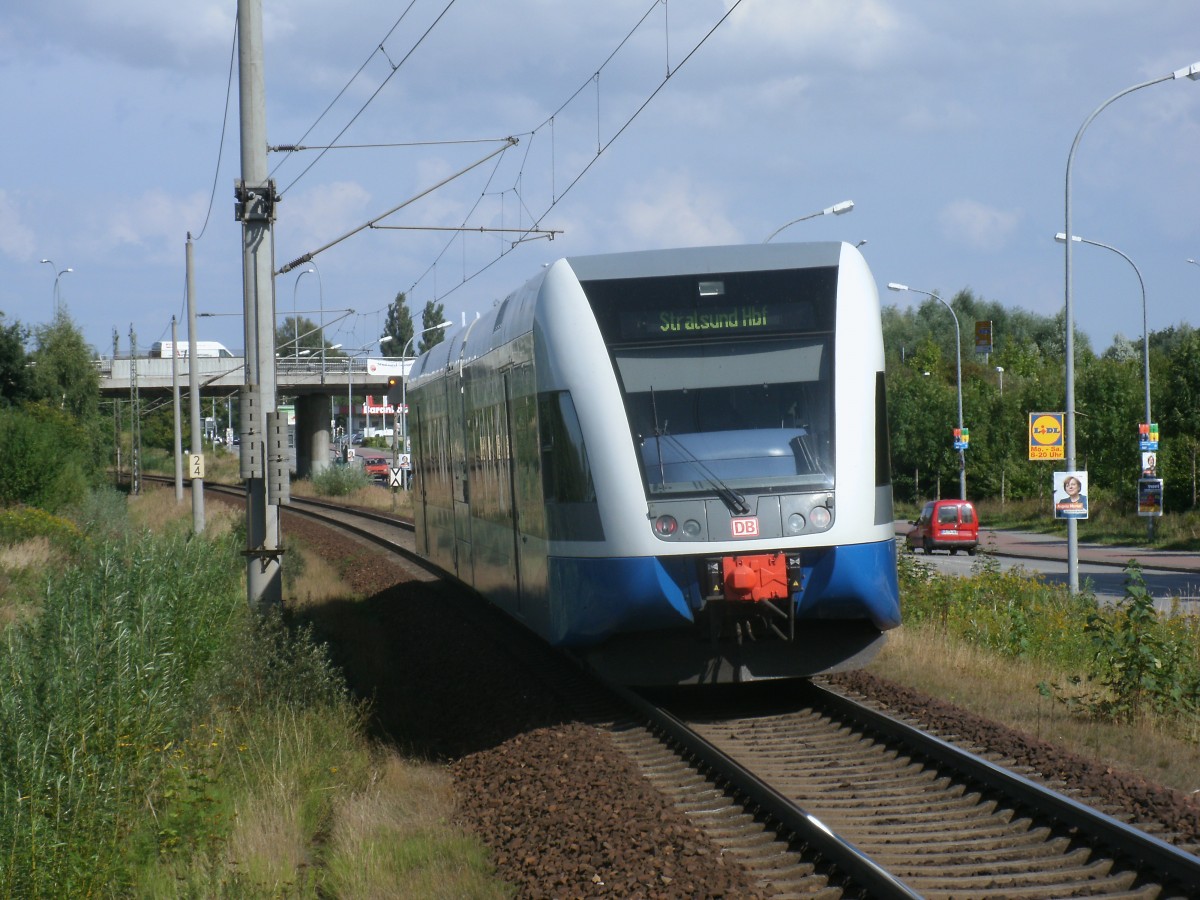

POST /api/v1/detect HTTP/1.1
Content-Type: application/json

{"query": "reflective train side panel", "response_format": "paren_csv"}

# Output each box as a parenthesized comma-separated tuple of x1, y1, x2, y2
(406, 242, 900, 684)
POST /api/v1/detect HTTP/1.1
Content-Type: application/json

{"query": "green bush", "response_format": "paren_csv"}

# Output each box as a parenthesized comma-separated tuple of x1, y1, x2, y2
(0, 404, 100, 512)
(0, 506, 81, 546)
(311, 462, 371, 497)
(898, 547, 1200, 725)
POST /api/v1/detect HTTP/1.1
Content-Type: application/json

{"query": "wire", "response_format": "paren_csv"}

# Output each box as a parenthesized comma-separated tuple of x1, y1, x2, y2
(275, 0, 461, 196)
(192, 18, 239, 242)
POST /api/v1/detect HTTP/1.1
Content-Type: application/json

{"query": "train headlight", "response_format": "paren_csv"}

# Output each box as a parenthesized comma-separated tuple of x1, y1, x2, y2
(653, 515, 678, 537)
(809, 506, 831, 530)
(683, 519, 702, 537)
(787, 513, 806, 534)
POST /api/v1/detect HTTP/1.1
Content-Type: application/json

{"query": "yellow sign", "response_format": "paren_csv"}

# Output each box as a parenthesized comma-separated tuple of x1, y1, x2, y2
(1029, 412, 1064, 460)
(189, 453, 205, 479)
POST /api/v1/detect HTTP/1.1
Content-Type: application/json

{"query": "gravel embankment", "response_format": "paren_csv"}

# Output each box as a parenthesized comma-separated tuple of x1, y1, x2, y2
(285, 512, 1200, 896)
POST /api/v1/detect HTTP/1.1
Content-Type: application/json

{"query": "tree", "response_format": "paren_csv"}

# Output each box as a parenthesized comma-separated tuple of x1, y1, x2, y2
(383, 292, 415, 353)
(0, 313, 32, 406)
(419, 300, 449, 353)
(275, 316, 341, 358)
(29, 309, 100, 422)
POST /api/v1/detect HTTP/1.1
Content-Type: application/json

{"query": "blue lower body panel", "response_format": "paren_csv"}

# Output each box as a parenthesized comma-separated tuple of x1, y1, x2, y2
(547, 538, 900, 647)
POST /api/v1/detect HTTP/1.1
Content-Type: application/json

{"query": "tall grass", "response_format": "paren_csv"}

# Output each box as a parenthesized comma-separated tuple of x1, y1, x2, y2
(0, 487, 508, 897)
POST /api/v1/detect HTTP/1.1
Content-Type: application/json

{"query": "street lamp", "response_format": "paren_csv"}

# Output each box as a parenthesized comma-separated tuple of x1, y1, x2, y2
(40, 259, 72, 316)
(762, 200, 854, 243)
(292, 268, 315, 359)
(888, 282, 966, 500)
(397, 322, 453, 487)
(1057, 232, 1153, 540)
(1061, 60, 1199, 593)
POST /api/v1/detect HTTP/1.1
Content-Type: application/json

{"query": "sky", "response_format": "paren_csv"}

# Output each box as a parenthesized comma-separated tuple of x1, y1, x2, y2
(3, 1, 1199, 360)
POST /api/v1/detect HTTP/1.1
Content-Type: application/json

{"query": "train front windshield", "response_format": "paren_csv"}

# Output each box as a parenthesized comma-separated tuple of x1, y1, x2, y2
(580, 266, 837, 498)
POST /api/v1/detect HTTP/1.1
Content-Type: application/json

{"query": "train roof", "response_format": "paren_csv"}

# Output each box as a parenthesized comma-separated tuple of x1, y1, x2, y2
(408, 241, 854, 388)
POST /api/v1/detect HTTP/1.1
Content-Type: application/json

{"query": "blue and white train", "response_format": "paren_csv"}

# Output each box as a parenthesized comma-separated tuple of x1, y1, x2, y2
(406, 242, 900, 685)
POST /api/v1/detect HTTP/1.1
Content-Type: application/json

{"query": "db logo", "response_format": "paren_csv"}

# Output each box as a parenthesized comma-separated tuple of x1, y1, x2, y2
(731, 517, 759, 537)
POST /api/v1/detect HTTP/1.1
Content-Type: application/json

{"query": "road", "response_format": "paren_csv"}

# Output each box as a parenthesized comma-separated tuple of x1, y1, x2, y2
(894, 521, 1200, 611)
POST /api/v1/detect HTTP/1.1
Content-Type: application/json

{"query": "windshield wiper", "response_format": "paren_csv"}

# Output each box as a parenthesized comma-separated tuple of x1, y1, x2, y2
(658, 432, 751, 516)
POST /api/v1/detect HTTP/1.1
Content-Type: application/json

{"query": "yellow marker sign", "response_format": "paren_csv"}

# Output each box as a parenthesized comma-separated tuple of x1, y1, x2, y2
(1029, 412, 1064, 460)
(190, 453, 205, 479)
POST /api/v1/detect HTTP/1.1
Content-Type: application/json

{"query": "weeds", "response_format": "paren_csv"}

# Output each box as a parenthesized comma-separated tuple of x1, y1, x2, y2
(898, 546, 1200, 734)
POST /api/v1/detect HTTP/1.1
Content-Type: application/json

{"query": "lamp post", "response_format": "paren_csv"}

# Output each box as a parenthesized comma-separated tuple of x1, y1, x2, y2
(397, 322, 453, 488)
(995, 366, 1004, 396)
(1062, 60, 1199, 593)
(292, 268, 315, 359)
(1057, 232, 1154, 540)
(40, 259, 73, 316)
(762, 200, 854, 243)
(888, 282, 966, 500)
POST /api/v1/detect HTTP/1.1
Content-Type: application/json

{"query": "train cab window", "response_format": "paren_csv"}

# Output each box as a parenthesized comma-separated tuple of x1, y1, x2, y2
(613, 337, 834, 496)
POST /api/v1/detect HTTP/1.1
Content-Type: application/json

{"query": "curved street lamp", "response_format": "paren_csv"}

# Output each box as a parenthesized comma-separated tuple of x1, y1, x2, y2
(40, 258, 73, 316)
(1058, 232, 1154, 540)
(888, 282, 966, 501)
(1061, 59, 1199, 592)
(763, 200, 854, 243)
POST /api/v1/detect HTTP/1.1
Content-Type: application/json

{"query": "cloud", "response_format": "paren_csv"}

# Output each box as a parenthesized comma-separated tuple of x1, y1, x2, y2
(618, 173, 741, 248)
(938, 199, 1020, 250)
(0, 191, 37, 260)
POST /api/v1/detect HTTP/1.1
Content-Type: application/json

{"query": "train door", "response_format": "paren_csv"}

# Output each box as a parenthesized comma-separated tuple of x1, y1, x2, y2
(450, 369, 473, 583)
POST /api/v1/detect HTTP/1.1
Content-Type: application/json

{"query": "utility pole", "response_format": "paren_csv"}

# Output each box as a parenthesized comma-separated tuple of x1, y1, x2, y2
(172, 316, 184, 501)
(186, 234, 205, 532)
(236, 0, 285, 611)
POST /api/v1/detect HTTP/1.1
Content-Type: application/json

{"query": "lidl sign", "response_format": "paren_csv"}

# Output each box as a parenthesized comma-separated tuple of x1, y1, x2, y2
(1029, 412, 1065, 460)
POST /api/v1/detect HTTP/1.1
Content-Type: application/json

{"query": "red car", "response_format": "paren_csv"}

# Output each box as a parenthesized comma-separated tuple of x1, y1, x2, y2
(360, 456, 390, 483)
(906, 499, 979, 555)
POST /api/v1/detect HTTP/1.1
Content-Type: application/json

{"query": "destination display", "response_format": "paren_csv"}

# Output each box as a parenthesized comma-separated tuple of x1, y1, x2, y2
(582, 266, 837, 345)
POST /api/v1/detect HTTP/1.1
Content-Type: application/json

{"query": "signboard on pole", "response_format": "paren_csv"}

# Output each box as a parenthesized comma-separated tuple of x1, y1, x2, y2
(1053, 471, 1088, 520)
(1138, 478, 1164, 517)
(1029, 412, 1065, 460)
(974, 320, 993, 355)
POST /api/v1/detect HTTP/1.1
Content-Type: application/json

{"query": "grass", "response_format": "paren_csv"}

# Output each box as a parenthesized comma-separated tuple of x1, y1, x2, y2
(0, 483, 509, 898)
(869, 626, 1200, 794)
(883, 549, 1200, 795)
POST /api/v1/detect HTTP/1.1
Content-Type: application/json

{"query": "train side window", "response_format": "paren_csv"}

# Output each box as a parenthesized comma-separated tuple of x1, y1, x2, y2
(538, 391, 603, 541)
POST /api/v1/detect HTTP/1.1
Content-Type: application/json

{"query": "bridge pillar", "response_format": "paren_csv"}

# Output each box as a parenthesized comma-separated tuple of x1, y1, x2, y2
(295, 393, 332, 479)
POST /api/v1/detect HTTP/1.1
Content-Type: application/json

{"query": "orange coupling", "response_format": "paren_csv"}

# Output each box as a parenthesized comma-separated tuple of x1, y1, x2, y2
(721, 553, 789, 602)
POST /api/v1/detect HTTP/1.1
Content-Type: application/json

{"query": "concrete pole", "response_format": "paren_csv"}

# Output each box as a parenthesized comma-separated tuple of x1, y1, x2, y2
(172, 316, 184, 501)
(186, 235, 205, 532)
(237, 0, 281, 610)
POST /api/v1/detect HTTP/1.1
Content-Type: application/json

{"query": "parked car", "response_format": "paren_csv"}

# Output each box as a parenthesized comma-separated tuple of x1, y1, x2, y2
(905, 499, 979, 555)
(360, 456, 390, 483)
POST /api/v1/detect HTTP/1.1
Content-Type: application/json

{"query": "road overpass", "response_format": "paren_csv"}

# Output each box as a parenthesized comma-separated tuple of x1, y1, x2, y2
(97, 355, 408, 398)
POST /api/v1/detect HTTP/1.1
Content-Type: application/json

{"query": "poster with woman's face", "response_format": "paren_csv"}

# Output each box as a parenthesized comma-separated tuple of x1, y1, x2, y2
(1053, 470, 1088, 519)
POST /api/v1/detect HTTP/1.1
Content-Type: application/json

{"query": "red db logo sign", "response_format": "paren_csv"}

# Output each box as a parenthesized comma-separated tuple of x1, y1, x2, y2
(732, 517, 759, 537)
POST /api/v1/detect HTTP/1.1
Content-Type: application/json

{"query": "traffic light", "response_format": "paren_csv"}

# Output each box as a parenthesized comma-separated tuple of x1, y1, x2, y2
(386, 375, 403, 406)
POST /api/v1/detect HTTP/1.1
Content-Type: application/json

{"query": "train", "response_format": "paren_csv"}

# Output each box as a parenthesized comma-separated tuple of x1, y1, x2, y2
(405, 242, 901, 685)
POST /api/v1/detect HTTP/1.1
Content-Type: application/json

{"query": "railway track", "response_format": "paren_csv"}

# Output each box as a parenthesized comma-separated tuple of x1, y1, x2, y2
(156, 476, 1200, 897)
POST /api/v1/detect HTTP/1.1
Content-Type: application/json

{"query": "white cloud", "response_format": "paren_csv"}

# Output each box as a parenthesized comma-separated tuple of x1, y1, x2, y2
(938, 199, 1020, 250)
(619, 173, 741, 248)
(0, 191, 37, 260)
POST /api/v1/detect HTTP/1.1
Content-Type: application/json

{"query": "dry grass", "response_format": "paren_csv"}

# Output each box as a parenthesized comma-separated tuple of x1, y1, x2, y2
(870, 625, 1200, 796)
(128, 482, 241, 536)
(290, 477, 415, 517)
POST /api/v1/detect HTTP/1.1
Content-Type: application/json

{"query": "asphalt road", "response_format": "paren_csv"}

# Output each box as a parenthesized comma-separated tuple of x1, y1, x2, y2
(894, 522, 1200, 610)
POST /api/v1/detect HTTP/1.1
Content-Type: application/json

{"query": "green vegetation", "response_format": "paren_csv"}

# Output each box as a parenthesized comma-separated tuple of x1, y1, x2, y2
(311, 461, 373, 496)
(885, 291, 1200, 539)
(898, 550, 1200, 730)
(0, 486, 508, 897)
